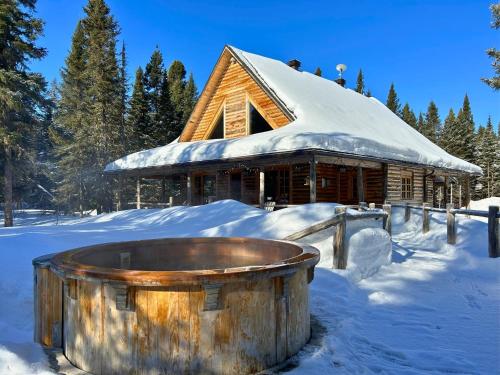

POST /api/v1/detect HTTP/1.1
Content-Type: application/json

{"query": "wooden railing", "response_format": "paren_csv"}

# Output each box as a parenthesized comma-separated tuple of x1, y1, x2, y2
(392, 203, 500, 258)
(283, 203, 389, 269)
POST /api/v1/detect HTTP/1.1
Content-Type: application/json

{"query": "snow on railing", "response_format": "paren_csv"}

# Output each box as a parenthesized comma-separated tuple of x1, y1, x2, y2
(392, 203, 500, 258)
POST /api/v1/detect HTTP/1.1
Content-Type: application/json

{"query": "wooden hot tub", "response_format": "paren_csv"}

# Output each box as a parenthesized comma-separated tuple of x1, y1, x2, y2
(33, 237, 320, 375)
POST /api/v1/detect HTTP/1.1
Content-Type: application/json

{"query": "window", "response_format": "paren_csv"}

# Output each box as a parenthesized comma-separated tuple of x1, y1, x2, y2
(208, 109, 224, 139)
(203, 175, 216, 203)
(249, 102, 273, 134)
(401, 173, 413, 200)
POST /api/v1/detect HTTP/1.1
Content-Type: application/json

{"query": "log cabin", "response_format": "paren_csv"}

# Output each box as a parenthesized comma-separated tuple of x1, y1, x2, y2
(105, 46, 481, 209)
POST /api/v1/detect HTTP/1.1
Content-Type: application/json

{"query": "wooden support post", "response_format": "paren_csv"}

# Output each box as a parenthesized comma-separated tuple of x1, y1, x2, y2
(161, 177, 166, 203)
(444, 176, 449, 206)
(309, 160, 317, 203)
(383, 204, 392, 235)
(446, 203, 456, 245)
(488, 206, 499, 258)
(422, 203, 430, 234)
(368, 202, 376, 210)
(259, 170, 265, 209)
(464, 175, 471, 208)
(186, 173, 192, 206)
(357, 166, 365, 203)
(404, 202, 410, 222)
(136, 178, 141, 209)
(333, 206, 347, 269)
(459, 184, 462, 208)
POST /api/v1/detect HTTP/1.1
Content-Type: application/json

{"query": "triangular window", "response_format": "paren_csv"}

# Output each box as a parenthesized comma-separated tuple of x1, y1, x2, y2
(208, 110, 224, 139)
(249, 103, 273, 134)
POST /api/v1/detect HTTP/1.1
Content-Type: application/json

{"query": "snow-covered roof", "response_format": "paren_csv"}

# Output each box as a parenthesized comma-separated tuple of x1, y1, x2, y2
(105, 46, 481, 174)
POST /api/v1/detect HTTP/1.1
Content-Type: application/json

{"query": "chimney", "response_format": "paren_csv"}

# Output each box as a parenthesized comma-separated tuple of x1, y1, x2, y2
(287, 59, 301, 70)
(335, 78, 346, 87)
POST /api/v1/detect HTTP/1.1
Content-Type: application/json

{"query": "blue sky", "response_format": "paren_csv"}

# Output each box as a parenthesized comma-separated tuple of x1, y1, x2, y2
(32, 0, 499, 130)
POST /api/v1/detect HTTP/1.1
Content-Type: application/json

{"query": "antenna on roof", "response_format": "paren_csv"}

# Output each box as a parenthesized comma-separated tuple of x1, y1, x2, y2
(335, 64, 347, 87)
(336, 64, 347, 78)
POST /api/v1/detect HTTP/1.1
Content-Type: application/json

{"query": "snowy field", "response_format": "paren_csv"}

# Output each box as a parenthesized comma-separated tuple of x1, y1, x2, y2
(0, 200, 498, 374)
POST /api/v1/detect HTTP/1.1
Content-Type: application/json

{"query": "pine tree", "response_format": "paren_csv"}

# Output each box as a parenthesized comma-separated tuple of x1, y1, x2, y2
(181, 73, 198, 135)
(118, 41, 128, 155)
(54, 20, 91, 215)
(455, 94, 476, 163)
(423, 101, 441, 143)
(475, 117, 498, 198)
(157, 70, 173, 144)
(0, 0, 47, 226)
(386, 83, 401, 116)
(401, 103, 417, 129)
(482, 3, 500, 90)
(144, 49, 165, 141)
(128, 68, 150, 150)
(439, 109, 457, 154)
(81, 0, 122, 212)
(355, 69, 365, 94)
(168, 60, 187, 137)
(417, 113, 425, 133)
(314, 67, 322, 76)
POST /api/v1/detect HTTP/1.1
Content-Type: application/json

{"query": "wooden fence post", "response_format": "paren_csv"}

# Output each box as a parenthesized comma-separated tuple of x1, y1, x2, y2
(369, 202, 376, 210)
(169, 196, 174, 208)
(422, 203, 430, 234)
(405, 202, 410, 222)
(446, 203, 456, 244)
(333, 206, 347, 269)
(488, 206, 499, 258)
(383, 204, 392, 235)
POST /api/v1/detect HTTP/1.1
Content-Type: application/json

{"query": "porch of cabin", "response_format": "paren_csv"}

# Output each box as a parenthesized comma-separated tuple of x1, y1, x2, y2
(122, 154, 471, 210)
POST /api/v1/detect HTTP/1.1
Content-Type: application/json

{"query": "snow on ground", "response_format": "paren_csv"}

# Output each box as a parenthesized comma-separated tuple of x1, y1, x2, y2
(0, 200, 498, 374)
(469, 197, 500, 211)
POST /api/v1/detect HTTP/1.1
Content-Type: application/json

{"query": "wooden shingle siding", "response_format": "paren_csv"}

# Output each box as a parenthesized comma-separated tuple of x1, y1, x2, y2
(187, 57, 290, 142)
(386, 163, 425, 204)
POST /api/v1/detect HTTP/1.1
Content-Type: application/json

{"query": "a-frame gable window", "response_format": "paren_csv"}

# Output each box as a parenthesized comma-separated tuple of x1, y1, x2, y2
(208, 106, 225, 140)
(249, 102, 273, 135)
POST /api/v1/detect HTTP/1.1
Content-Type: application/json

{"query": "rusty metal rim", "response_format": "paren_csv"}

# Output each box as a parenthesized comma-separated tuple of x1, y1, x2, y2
(42, 237, 320, 286)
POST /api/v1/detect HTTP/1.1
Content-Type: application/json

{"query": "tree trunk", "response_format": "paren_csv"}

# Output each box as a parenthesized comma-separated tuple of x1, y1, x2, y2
(4, 147, 13, 227)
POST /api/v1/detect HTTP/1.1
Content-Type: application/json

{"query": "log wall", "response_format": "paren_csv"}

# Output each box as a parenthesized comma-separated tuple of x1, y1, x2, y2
(291, 164, 310, 204)
(386, 164, 426, 204)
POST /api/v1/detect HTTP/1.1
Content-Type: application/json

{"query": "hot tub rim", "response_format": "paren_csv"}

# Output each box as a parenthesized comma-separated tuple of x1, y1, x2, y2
(38, 237, 320, 286)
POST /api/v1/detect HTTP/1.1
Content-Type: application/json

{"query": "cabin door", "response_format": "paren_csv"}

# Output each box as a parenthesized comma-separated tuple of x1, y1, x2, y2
(337, 167, 358, 205)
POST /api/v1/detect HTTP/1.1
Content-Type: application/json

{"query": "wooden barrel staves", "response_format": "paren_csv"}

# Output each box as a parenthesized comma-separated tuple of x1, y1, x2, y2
(33, 237, 320, 375)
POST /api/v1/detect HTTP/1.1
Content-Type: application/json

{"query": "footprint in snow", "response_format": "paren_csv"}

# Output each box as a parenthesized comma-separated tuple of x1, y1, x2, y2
(464, 294, 482, 310)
